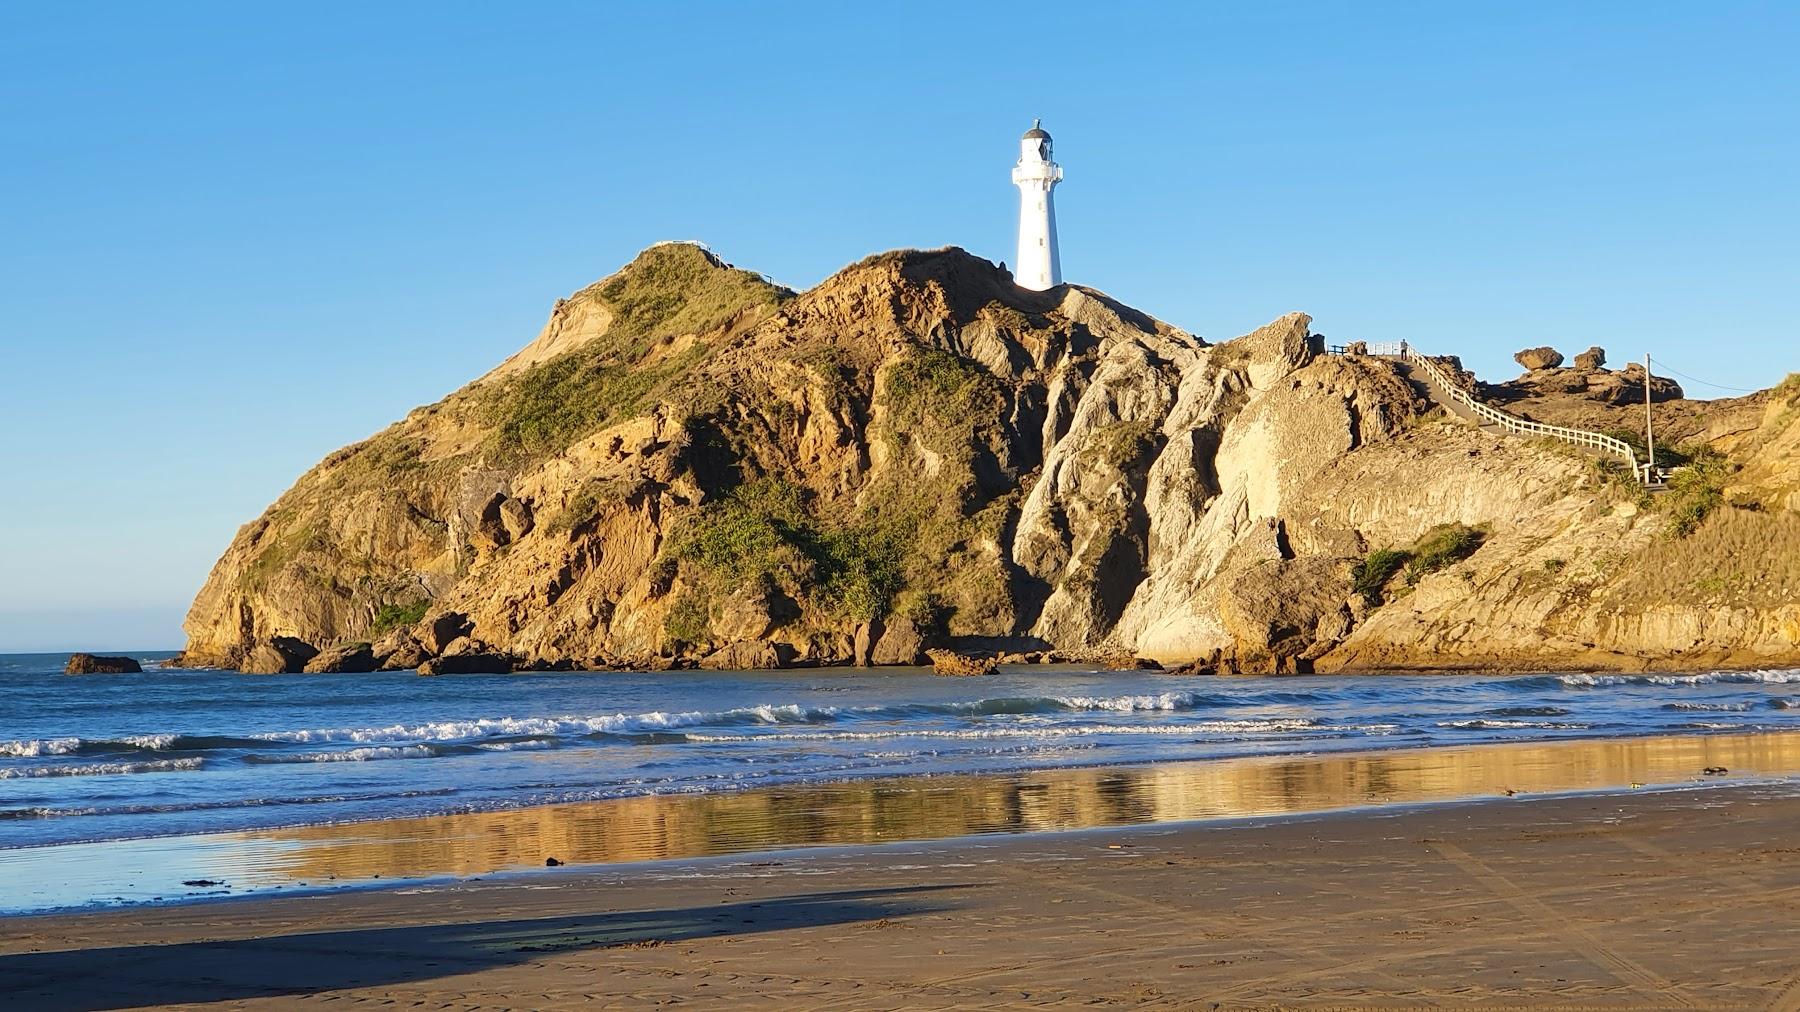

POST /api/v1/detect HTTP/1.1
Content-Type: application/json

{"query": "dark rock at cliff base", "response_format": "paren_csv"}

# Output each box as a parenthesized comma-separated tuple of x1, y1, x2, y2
(373, 629, 429, 670)
(239, 637, 319, 674)
(926, 649, 996, 676)
(419, 612, 474, 654)
(417, 652, 513, 676)
(303, 642, 377, 673)
(871, 617, 931, 666)
(64, 653, 142, 674)
(699, 640, 791, 671)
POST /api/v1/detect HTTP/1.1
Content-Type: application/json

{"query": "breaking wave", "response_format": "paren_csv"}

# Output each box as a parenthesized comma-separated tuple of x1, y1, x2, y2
(1555, 670, 1800, 688)
(0, 758, 203, 779)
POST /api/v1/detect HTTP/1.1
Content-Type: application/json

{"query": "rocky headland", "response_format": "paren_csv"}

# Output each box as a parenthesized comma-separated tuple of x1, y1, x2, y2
(177, 243, 1800, 674)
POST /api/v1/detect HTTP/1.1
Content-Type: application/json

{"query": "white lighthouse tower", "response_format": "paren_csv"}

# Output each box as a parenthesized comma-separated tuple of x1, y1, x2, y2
(1011, 119, 1063, 291)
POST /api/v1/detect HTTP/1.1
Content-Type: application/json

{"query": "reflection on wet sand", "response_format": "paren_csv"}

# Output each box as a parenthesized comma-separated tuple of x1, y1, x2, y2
(261, 731, 1800, 886)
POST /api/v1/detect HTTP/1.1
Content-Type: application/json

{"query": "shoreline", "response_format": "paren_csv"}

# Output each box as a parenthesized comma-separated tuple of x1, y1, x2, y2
(5, 728, 1798, 918)
(4, 780, 1797, 1008)
(132, 654, 1800, 676)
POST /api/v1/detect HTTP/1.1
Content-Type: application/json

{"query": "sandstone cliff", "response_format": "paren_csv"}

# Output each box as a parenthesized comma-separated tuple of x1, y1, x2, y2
(181, 244, 1800, 673)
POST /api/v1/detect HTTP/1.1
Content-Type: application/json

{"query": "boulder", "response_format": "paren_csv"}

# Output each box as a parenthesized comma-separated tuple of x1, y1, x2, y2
(1217, 558, 1356, 674)
(870, 617, 929, 665)
(417, 652, 513, 675)
(372, 629, 428, 670)
(499, 497, 535, 542)
(418, 611, 473, 654)
(1573, 346, 1607, 371)
(925, 649, 996, 676)
(64, 653, 141, 674)
(239, 636, 319, 674)
(303, 642, 377, 673)
(698, 640, 787, 670)
(852, 621, 877, 667)
(1513, 346, 1564, 371)
(440, 636, 484, 657)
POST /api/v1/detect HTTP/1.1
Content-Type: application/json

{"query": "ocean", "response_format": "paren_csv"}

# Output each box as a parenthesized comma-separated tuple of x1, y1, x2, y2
(5, 651, 1799, 856)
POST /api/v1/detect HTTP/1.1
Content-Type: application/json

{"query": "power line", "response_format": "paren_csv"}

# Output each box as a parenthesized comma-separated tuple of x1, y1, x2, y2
(1645, 357, 1763, 394)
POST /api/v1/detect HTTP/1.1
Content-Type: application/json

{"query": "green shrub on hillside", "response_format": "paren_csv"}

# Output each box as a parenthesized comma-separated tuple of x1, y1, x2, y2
(662, 590, 711, 646)
(884, 348, 989, 431)
(1662, 447, 1731, 538)
(1404, 523, 1487, 584)
(478, 245, 787, 461)
(1353, 549, 1410, 604)
(1083, 419, 1158, 471)
(666, 477, 915, 624)
(1354, 523, 1488, 605)
(371, 600, 428, 635)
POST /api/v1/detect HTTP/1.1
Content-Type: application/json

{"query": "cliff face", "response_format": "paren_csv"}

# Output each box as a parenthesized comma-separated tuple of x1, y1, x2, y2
(182, 244, 1800, 673)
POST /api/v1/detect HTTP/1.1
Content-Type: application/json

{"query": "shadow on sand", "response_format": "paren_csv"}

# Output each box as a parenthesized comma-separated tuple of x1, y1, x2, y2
(0, 885, 964, 1011)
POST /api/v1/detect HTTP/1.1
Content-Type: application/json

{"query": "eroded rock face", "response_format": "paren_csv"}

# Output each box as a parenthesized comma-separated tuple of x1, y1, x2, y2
(239, 636, 319, 674)
(180, 243, 1800, 674)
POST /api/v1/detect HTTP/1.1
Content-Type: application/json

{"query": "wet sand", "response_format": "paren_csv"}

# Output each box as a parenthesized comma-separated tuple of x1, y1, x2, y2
(3, 738, 1799, 1008)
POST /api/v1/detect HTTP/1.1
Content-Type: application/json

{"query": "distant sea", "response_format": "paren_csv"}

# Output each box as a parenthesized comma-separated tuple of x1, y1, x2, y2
(3, 651, 1799, 851)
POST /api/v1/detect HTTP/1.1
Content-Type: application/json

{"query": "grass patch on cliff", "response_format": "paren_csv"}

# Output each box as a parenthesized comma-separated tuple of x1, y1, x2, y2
(1405, 523, 1487, 583)
(1353, 524, 1487, 604)
(1773, 372, 1800, 408)
(1352, 549, 1410, 604)
(598, 243, 788, 338)
(1081, 419, 1158, 472)
(665, 478, 915, 627)
(479, 245, 787, 461)
(1613, 506, 1800, 609)
(1659, 447, 1731, 538)
(371, 600, 428, 635)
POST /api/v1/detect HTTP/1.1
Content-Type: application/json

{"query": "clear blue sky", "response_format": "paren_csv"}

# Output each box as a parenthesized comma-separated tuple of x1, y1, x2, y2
(2, 2, 1796, 652)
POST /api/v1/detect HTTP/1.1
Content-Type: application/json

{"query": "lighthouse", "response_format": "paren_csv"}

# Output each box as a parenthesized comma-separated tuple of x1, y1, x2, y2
(1011, 119, 1063, 291)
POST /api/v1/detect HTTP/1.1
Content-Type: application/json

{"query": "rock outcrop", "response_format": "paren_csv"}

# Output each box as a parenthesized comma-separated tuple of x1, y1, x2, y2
(64, 653, 142, 674)
(1514, 346, 1564, 371)
(180, 243, 1800, 674)
(303, 642, 377, 673)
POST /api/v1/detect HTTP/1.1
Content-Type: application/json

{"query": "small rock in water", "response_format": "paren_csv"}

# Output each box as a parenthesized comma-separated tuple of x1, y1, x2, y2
(181, 879, 224, 888)
(545, 857, 564, 867)
(64, 653, 142, 674)
(1702, 766, 1729, 776)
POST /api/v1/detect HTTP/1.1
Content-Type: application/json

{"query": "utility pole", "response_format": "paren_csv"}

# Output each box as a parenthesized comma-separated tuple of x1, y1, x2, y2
(1645, 353, 1656, 483)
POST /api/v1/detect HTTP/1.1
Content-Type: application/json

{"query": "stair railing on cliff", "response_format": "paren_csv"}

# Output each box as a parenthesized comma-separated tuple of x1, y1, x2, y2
(1327, 340, 1650, 482)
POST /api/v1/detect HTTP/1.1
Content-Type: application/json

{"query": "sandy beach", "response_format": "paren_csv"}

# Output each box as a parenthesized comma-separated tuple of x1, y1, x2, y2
(4, 735, 1800, 1009)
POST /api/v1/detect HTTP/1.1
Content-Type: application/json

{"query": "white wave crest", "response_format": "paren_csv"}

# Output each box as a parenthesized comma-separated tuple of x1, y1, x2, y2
(1046, 692, 1209, 712)
(0, 758, 203, 779)
(0, 738, 83, 757)
(1559, 670, 1800, 687)
(118, 733, 182, 750)
(259, 704, 837, 747)
(1439, 719, 1591, 730)
(261, 745, 438, 764)
(476, 739, 557, 752)
(686, 718, 1336, 744)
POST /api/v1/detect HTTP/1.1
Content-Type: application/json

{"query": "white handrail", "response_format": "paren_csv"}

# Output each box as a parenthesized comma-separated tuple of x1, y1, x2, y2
(1394, 343, 1645, 476)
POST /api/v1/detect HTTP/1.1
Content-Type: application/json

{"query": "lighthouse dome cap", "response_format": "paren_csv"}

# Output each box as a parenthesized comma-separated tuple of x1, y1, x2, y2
(1022, 118, 1050, 140)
